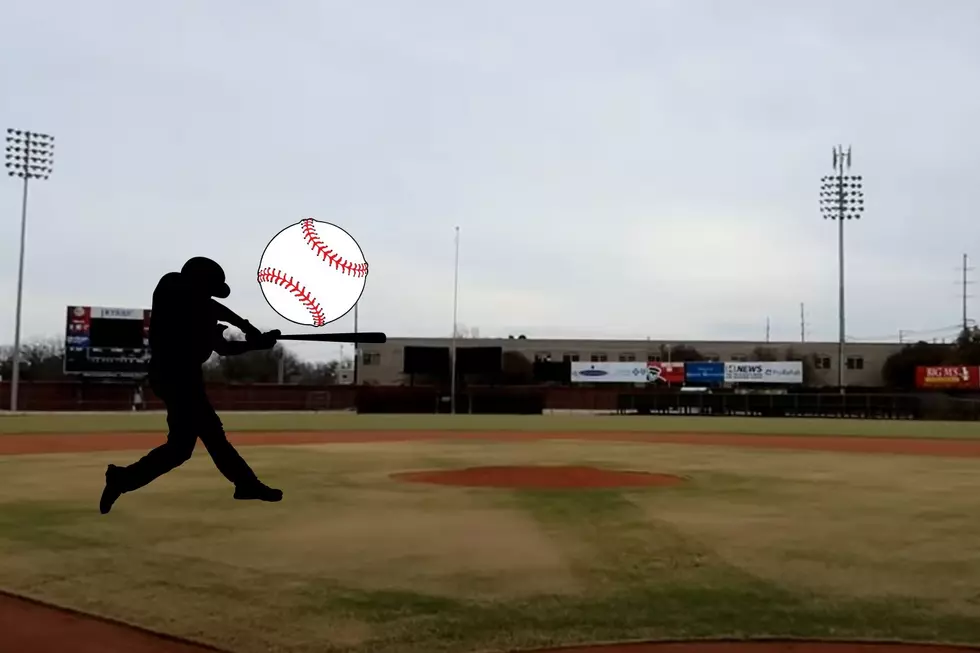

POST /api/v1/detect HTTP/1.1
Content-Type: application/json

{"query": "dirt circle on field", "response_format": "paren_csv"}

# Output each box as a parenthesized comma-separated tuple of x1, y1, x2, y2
(391, 465, 686, 489)
(526, 640, 980, 653)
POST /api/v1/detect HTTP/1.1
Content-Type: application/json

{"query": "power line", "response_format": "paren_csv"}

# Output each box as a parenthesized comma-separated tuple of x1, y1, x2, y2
(847, 323, 971, 343)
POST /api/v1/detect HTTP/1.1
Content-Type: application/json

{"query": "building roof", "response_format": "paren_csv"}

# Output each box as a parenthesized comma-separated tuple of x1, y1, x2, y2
(368, 336, 908, 349)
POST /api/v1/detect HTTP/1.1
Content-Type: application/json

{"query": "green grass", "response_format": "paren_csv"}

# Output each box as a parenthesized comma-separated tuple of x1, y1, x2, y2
(2, 411, 980, 439)
(1, 440, 980, 652)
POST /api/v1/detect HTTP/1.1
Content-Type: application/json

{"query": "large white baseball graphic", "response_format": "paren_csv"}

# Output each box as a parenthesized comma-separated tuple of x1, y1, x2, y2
(257, 218, 369, 327)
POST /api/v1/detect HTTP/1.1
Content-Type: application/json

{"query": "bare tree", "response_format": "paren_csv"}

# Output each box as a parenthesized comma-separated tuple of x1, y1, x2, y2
(0, 336, 66, 380)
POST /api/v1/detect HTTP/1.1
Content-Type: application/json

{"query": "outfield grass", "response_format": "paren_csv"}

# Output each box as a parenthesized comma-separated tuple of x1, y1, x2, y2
(0, 440, 979, 653)
(2, 410, 980, 439)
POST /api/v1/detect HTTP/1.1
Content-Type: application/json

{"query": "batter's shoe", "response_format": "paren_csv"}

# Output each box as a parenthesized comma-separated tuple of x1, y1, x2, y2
(100, 464, 124, 515)
(233, 482, 283, 503)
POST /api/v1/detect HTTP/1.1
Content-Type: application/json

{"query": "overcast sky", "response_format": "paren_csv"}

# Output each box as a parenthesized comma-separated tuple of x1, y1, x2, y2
(2, 0, 979, 361)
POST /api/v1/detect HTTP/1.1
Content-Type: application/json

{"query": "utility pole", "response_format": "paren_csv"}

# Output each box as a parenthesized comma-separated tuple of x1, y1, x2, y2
(959, 253, 974, 334)
(277, 346, 285, 384)
(799, 303, 806, 342)
(450, 226, 460, 415)
(352, 303, 359, 385)
(819, 146, 865, 393)
(765, 317, 770, 343)
(5, 129, 55, 412)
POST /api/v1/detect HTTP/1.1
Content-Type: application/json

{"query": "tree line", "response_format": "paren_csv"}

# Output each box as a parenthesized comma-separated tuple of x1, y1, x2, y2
(0, 334, 344, 385)
(3, 331, 971, 389)
(880, 327, 980, 390)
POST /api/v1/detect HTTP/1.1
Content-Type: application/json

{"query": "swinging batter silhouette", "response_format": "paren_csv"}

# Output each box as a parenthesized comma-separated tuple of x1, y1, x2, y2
(100, 257, 283, 514)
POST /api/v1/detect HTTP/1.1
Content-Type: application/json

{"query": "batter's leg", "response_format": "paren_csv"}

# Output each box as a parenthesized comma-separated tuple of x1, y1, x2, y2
(100, 382, 199, 514)
(99, 433, 197, 514)
(192, 394, 282, 502)
(197, 427, 282, 502)
(197, 424, 261, 488)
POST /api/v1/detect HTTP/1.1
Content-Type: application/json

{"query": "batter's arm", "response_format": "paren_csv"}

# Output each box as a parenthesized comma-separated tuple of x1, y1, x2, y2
(210, 300, 262, 338)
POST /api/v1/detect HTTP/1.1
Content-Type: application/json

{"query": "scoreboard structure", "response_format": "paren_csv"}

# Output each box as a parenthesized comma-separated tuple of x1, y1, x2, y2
(64, 306, 151, 377)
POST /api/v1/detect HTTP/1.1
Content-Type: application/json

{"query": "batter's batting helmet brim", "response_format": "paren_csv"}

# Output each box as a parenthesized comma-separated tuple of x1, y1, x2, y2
(213, 282, 230, 299)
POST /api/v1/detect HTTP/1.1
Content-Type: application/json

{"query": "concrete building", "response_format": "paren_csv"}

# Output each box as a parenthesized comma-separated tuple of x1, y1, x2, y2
(357, 337, 911, 387)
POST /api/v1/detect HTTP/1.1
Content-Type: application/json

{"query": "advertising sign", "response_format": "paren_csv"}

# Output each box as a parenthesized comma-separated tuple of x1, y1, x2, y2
(570, 362, 650, 383)
(685, 362, 725, 383)
(915, 366, 980, 389)
(646, 361, 685, 384)
(723, 361, 803, 384)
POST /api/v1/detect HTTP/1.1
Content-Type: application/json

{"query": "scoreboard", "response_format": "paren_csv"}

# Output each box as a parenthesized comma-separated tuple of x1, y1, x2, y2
(64, 306, 151, 377)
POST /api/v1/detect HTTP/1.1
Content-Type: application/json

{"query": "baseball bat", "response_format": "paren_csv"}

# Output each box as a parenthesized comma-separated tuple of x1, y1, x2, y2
(273, 331, 387, 344)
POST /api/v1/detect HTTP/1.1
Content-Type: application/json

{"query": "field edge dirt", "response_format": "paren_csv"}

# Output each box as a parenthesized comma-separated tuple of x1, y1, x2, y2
(0, 589, 230, 653)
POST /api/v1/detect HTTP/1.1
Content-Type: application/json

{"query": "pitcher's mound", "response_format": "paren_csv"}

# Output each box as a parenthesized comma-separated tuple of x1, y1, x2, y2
(524, 641, 980, 653)
(391, 465, 685, 489)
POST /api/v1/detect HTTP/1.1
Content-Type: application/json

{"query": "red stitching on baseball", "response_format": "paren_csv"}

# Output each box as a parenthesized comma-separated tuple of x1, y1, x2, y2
(300, 218, 369, 278)
(257, 267, 326, 326)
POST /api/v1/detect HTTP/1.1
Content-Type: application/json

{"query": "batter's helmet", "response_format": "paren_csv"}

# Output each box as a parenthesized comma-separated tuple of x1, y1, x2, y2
(180, 257, 231, 298)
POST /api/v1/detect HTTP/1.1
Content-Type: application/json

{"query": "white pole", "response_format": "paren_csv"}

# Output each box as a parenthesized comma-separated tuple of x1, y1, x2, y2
(5, 129, 54, 413)
(450, 226, 460, 415)
(353, 302, 359, 385)
(10, 175, 29, 412)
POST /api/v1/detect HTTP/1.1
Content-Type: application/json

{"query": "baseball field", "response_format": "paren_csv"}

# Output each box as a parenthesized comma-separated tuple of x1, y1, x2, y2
(2, 412, 980, 653)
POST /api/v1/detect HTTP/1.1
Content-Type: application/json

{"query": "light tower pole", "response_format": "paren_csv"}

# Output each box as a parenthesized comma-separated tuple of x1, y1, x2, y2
(819, 146, 864, 392)
(450, 226, 460, 415)
(5, 129, 55, 412)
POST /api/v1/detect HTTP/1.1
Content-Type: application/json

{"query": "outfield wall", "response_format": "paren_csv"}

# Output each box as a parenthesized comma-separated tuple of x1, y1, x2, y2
(1, 381, 978, 420)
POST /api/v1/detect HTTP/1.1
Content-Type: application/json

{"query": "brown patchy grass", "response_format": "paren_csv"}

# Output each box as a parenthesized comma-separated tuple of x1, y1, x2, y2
(2, 440, 980, 652)
(621, 444, 980, 609)
(159, 499, 577, 599)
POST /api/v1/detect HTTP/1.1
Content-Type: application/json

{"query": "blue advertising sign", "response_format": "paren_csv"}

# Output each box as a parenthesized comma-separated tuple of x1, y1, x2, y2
(685, 361, 725, 383)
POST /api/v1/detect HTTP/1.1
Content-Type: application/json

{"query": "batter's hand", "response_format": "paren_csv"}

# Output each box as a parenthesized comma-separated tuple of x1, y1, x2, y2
(250, 329, 280, 350)
(241, 320, 263, 340)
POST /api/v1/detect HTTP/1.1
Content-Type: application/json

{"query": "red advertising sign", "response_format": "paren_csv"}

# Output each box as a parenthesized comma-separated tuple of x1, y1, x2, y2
(915, 366, 980, 389)
(647, 361, 685, 385)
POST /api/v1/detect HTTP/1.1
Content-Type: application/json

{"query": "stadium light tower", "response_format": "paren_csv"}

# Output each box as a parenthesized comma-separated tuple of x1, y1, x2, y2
(819, 145, 864, 392)
(5, 128, 55, 412)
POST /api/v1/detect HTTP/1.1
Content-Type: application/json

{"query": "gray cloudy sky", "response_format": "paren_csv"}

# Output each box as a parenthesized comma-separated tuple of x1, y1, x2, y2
(2, 0, 979, 361)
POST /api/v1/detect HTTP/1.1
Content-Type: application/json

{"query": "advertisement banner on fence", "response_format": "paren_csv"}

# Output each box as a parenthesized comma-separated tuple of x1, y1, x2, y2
(723, 361, 803, 384)
(570, 362, 649, 383)
(915, 366, 980, 389)
(646, 361, 685, 384)
(685, 361, 725, 383)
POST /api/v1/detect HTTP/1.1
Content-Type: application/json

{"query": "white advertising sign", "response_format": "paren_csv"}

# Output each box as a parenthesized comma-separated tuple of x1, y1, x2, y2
(91, 307, 143, 320)
(570, 362, 651, 383)
(723, 361, 803, 384)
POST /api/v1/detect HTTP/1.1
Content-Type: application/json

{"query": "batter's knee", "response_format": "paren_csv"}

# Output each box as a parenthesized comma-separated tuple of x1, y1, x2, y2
(176, 441, 196, 463)
(164, 438, 196, 464)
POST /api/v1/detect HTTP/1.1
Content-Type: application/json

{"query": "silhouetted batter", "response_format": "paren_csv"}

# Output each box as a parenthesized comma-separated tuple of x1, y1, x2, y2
(100, 257, 283, 514)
